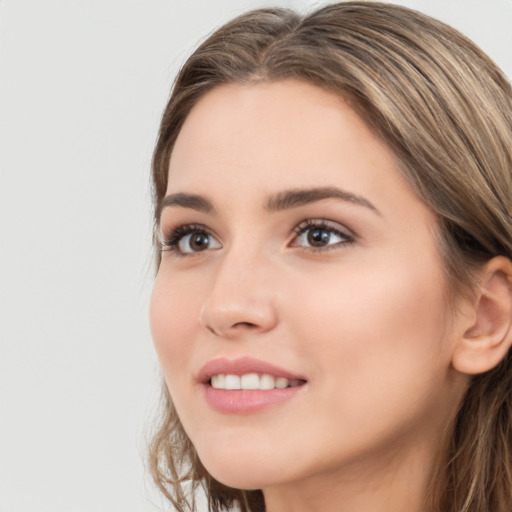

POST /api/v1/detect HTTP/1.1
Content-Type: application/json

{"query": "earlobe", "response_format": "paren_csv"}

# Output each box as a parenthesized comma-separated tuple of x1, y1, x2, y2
(452, 256, 512, 375)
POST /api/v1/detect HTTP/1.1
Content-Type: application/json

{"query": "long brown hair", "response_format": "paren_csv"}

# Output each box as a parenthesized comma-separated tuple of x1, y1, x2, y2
(149, 3, 512, 511)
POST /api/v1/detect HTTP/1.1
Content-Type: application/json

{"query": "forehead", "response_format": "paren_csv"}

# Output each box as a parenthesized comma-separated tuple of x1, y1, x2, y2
(166, 80, 419, 218)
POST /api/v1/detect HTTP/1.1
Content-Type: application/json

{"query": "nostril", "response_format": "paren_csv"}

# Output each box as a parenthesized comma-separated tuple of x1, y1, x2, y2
(200, 299, 278, 337)
(205, 321, 260, 336)
(233, 321, 258, 329)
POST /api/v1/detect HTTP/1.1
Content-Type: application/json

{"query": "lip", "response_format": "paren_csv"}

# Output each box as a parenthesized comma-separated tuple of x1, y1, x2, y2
(197, 356, 307, 415)
(197, 356, 306, 383)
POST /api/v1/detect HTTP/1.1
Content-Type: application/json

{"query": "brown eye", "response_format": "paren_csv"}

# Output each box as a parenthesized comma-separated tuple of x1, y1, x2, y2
(187, 232, 210, 251)
(178, 230, 221, 254)
(161, 224, 222, 256)
(307, 228, 332, 247)
(292, 220, 354, 251)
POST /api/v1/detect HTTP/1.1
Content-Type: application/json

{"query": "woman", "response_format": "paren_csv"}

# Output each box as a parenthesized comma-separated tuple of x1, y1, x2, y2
(148, 2, 512, 511)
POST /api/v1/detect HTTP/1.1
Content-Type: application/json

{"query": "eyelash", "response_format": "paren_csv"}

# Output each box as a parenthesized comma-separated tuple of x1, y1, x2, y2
(160, 220, 355, 256)
(161, 224, 213, 256)
(292, 219, 355, 252)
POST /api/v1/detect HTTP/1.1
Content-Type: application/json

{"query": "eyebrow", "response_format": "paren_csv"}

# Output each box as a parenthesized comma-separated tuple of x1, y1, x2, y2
(158, 186, 379, 219)
(158, 192, 215, 219)
(265, 187, 379, 214)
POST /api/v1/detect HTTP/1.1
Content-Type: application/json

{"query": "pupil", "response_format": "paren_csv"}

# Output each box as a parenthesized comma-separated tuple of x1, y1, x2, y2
(308, 229, 330, 247)
(190, 233, 209, 251)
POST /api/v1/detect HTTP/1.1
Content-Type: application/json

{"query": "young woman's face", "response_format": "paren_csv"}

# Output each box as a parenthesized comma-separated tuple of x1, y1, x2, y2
(150, 81, 469, 492)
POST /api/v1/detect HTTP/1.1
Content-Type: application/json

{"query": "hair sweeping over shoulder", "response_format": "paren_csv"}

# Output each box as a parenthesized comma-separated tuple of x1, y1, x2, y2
(149, 2, 512, 511)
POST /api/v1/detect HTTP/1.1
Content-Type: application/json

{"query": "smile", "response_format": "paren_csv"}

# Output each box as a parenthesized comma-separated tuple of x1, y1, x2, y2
(198, 357, 307, 414)
(210, 373, 304, 390)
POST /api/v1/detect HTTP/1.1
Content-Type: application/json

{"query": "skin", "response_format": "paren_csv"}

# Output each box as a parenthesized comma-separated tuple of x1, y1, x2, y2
(150, 80, 472, 512)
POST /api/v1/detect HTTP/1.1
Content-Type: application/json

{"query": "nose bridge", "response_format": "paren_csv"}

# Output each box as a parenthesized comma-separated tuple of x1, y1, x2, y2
(200, 237, 278, 336)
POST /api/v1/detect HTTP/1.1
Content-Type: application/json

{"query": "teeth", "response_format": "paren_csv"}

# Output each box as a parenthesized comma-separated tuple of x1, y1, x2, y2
(210, 374, 225, 389)
(224, 375, 241, 390)
(240, 373, 260, 390)
(210, 373, 303, 390)
(275, 377, 288, 389)
(260, 374, 275, 390)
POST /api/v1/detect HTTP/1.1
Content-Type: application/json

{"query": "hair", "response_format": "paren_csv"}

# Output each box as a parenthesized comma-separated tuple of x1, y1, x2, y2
(148, 2, 512, 511)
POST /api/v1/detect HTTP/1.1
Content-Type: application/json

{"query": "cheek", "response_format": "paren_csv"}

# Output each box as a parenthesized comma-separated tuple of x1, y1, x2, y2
(286, 251, 449, 391)
(276, 257, 454, 462)
(149, 271, 200, 381)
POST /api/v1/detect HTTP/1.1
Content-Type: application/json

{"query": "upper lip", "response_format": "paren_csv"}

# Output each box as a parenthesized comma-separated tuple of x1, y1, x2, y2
(197, 356, 307, 384)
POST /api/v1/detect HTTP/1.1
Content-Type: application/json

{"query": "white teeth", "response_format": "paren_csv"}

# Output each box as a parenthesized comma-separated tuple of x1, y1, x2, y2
(210, 374, 225, 389)
(210, 373, 303, 390)
(224, 374, 241, 390)
(240, 373, 260, 390)
(275, 377, 288, 389)
(260, 374, 275, 390)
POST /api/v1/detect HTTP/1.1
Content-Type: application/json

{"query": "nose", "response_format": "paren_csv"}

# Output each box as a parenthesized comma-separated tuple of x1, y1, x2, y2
(199, 249, 279, 338)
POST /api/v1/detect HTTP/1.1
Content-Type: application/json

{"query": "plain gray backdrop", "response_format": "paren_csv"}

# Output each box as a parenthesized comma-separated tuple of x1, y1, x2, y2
(1, 1, 511, 510)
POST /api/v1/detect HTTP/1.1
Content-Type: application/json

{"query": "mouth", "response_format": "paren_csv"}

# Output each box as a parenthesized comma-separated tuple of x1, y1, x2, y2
(198, 357, 307, 414)
(209, 373, 305, 390)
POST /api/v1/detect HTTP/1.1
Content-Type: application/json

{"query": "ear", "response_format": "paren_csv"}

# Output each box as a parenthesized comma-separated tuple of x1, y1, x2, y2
(452, 256, 512, 375)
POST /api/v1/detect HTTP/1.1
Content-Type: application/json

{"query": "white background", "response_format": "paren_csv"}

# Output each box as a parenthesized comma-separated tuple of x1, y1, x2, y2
(1, 1, 511, 511)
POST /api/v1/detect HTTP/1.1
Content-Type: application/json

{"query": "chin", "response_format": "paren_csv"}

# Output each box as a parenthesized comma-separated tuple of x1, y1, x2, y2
(196, 443, 290, 490)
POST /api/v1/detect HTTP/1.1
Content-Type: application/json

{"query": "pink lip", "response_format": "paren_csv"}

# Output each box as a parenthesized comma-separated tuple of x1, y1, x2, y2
(197, 357, 307, 415)
(197, 356, 306, 383)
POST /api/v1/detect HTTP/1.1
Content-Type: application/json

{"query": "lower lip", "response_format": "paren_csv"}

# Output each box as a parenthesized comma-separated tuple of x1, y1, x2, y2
(203, 384, 304, 414)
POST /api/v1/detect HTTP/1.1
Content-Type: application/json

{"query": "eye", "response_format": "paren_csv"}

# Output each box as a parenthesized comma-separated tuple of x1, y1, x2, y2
(291, 219, 354, 251)
(161, 224, 221, 255)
